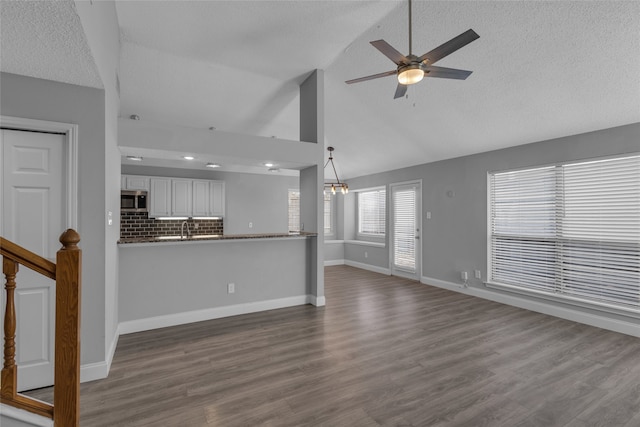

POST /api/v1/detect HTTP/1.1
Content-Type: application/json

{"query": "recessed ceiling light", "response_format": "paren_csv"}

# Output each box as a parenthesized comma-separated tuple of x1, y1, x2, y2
(205, 163, 221, 168)
(183, 156, 195, 160)
(264, 162, 274, 167)
(126, 155, 143, 161)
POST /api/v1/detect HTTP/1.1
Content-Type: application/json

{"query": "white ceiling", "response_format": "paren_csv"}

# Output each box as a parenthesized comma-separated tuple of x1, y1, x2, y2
(2, 1, 639, 179)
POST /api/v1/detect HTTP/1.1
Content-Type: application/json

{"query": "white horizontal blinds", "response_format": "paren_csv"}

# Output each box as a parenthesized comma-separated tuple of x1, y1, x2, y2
(358, 189, 386, 235)
(288, 189, 300, 232)
(324, 193, 332, 234)
(559, 155, 640, 306)
(562, 156, 640, 242)
(393, 187, 416, 271)
(490, 154, 640, 310)
(490, 166, 558, 291)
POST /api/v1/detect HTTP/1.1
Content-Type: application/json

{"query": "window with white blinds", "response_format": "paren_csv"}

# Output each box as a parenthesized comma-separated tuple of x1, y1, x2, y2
(288, 189, 300, 232)
(358, 188, 386, 236)
(324, 192, 332, 235)
(289, 190, 333, 234)
(489, 154, 640, 311)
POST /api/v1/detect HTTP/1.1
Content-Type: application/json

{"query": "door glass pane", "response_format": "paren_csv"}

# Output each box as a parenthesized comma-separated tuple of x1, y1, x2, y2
(393, 187, 416, 272)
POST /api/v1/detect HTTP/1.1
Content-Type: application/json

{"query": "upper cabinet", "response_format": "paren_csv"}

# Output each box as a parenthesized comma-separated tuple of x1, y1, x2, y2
(123, 175, 150, 191)
(171, 179, 193, 217)
(137, 175, 224, 218)
(209, 180, 225, 217)
(192, 180, 210, 217)
(149, 178, 171, 217)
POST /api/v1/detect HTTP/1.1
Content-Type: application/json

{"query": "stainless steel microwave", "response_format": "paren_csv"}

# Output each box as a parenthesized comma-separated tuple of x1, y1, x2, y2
(121, 190, 148, 213)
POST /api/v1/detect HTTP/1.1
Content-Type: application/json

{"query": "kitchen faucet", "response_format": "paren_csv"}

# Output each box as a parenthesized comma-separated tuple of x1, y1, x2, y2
(181, 221, 191, 239)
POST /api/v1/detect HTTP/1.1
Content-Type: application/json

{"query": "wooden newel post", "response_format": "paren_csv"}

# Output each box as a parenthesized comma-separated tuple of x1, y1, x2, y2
(1, 258, 19, 400)
(54, 229, 81, 427)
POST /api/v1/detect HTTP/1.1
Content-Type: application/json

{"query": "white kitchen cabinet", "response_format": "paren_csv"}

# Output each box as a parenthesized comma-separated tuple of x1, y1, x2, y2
(144, 176, 224, 218)
(149, 178, 171, 217)
(171, 179, 193, 217)
(192, 180, 210, 217)
(124, 175, 150, 191)
(209, 180, 225, 217)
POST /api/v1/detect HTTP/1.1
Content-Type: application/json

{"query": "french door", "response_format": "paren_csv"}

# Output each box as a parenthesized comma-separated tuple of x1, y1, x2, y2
(390, 182, 421, 280)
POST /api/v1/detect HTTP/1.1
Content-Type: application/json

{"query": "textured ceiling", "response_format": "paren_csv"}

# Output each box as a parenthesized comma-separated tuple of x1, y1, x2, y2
(0, 0, 102, 89)
(2, 1, 639, 179)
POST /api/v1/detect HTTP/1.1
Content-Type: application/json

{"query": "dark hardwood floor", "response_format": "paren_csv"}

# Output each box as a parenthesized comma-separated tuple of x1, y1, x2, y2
(25, 265, 640, 426)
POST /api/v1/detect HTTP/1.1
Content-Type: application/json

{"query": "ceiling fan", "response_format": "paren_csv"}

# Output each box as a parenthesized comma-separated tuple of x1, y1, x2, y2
(346, 0, 479, 99)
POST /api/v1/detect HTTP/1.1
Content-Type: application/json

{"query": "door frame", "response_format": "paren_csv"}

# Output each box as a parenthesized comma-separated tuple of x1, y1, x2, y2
(1, 115, 78, 233)
(389, 180, 422, 280)
(1, 116, 78, 389)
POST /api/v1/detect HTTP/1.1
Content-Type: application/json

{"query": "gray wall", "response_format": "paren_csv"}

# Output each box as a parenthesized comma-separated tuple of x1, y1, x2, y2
(122, 165, 298, 234)
(119, 238, 309, 322)
(340, 122, 640, 322)
(1, 72, 107, 364)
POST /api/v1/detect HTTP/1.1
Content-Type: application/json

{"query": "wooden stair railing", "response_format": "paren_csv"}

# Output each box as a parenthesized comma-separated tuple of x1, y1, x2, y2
(1, 229, 81, 427)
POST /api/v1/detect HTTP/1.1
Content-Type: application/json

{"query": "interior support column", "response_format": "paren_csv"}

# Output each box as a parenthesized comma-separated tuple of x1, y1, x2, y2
(299, 70, 325, 306)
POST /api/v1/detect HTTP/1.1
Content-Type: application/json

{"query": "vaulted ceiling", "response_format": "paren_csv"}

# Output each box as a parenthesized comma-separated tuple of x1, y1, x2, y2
(2, 1, 639, 179)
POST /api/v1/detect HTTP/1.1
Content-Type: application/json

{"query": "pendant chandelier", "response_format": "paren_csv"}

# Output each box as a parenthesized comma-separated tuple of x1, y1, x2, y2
(324, 147, 348, 195)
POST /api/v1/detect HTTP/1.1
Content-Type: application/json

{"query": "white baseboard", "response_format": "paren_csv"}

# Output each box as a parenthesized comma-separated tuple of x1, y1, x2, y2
(78, 326, 119, 383)
(324, 259, 345, 266)
(310, 295, 326, 306)
(1, 403, 53, 427)
(118, 295, 312, 335)
(345, 260, 391, 275)
(421, 275, 640, 338)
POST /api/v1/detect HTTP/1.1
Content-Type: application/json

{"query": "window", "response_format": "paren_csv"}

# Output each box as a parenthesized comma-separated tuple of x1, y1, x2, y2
(288, 189, 300, 232)
(489, 154, 640, 311)
(358, 188, 386, 237)
(324, 192, 332, 235)
(289, 190, 332, 234)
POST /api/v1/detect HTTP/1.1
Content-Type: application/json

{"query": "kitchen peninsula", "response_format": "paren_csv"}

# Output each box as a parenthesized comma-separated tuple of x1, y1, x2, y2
(118, 231, 318, 334)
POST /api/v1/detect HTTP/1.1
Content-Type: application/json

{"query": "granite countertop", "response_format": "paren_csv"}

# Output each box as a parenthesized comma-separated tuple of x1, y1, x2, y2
(118, 232, 317, 245)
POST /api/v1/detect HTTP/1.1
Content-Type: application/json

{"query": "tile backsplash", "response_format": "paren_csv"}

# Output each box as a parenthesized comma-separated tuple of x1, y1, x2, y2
(120, 212, 223, 238)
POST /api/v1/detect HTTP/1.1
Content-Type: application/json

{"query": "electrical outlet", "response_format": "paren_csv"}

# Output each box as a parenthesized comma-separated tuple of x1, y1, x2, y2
(193, 223, 199, 229)
(461, 271, 468, 281)
(248, 222, 253, 229)
(365, 251, 368, 258)
(474, 270, 482, 279)
(227, 283, 235, 294)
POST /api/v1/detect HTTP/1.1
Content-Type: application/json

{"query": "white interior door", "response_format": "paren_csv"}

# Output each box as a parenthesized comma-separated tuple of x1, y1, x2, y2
(1, 128, 65, 391)
(390, 182, 421, 280)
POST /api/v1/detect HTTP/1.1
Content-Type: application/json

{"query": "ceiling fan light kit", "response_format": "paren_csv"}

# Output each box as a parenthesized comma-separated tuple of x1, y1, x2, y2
(346, 0, 479, 99)
(398, 64, 424, 85)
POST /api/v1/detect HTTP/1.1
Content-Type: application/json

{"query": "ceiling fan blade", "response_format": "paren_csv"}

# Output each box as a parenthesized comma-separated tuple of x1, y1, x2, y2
(423, 65, 473, 80)
(370, 40, 409, 65)
(345, 70, 397, 85)
(394, 83, 407, 99)
(417, 29, 479, 65)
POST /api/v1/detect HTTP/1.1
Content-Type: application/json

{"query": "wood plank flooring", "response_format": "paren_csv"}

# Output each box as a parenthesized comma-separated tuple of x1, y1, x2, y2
(25, 265, 640, 426)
